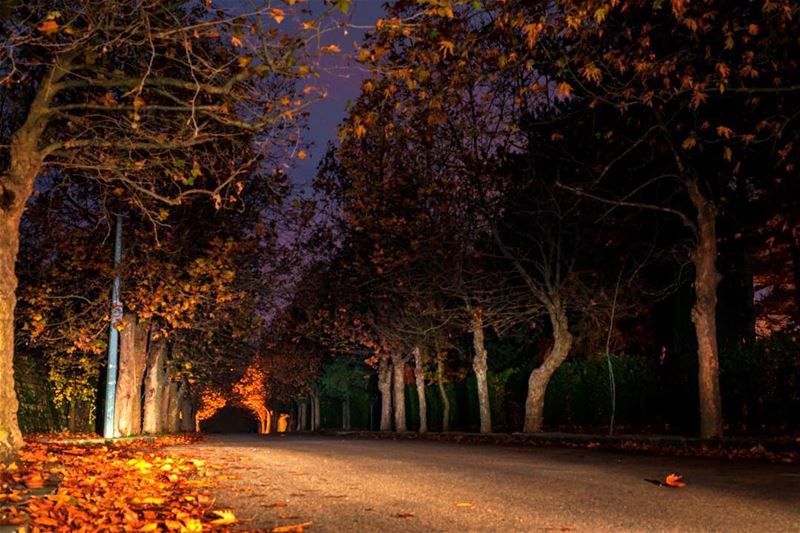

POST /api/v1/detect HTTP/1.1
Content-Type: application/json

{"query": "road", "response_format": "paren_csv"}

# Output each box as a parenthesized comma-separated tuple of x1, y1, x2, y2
(174, 434, 800, 532)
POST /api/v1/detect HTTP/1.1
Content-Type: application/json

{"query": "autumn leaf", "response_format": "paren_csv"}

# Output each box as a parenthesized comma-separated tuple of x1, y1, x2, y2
(37, 19, 59, 34)
(210, 509, 238, 525)
(272, 522, 313, 532)
(581, 63, 602, 84)
(681, 134, 697, 150)
(133, 96, 146, 109)
(690, 90, 708, 109)
(556, 82, 572, 99)
(35, 516, 60, 527)
(231, 35, 243, 47)
(184, 518, 204, 532)
(269, 8, 285, 24)
(716, 126, 733, 139)
(665, 473, 686, 487)
(438, 40, 455, 57)
(723, 146, 733, 161)
(522, 23, 542, 49)
(321, 44, 341, 54)
(23, 472, 45, 488)
(297, 150, 307, 160)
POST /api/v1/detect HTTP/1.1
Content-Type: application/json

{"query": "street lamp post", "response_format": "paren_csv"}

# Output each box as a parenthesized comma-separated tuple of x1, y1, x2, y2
(103, 214, 123, 439)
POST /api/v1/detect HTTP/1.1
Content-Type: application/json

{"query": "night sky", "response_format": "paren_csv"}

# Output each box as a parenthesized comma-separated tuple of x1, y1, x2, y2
(290, 0, 387, 192)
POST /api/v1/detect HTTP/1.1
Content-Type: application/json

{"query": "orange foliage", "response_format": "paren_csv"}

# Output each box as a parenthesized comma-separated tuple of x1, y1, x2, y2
(0, 435, 237, 531)
(195, 389, 228, 432)
(232, 363, 270, 434)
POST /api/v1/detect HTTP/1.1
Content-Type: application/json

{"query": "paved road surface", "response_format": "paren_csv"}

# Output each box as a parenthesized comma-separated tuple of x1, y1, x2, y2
(174, 434, 800, 532)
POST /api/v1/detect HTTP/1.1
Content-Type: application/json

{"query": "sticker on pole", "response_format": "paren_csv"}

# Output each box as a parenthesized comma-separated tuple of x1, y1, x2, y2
(111, 301, 124, 323)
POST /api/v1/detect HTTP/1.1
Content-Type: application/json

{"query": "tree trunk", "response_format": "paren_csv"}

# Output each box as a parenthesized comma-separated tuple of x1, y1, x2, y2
(67, 399, 92, 433)
(391, 354, 407, 432)
(378, 358, 393, 431)
(163, 379, 179, 433)
(0, 253, 23, 460)
(437, 354, 450, 432)
(142, 339, 166, 434)
(789, 227, 800, 327)
(298, 400, 308, 431)
(115, 316, 149, 437)
(687, 180, 724, 439)
(342, 396, 351, 430)
(311, 392, 321, 431)
(412, 346, 427, 433)
(0, 61, 63, 462)
(178, 380, 194, 432)
(470, 310, 492, 434)
(523, 300, 573, 433)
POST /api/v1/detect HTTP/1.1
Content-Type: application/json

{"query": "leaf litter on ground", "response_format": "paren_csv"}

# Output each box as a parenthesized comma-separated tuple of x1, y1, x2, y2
(0, 433, 244, 531)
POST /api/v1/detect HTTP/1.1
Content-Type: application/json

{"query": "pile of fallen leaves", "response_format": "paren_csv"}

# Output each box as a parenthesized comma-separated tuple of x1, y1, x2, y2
(1, 434, 239, 531)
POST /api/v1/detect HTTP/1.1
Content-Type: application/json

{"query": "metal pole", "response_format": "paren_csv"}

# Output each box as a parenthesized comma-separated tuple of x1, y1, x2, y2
(103, 214, 123, 439)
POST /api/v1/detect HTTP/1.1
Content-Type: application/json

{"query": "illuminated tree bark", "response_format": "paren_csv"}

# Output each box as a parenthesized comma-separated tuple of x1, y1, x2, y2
(115, 317, 149, 437)
(412, 347, 427, 433)
(470, 309, 492, 434)
(142, 339, 166, 434)
(687, 181, 723, 439)
(378, 358, 392, 431)
(0, 63, 63, 461)
(524, 301, 573, 433)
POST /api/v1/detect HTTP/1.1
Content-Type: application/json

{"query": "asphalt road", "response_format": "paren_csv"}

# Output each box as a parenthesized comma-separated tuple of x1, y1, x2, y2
(175, 434, 800, 532)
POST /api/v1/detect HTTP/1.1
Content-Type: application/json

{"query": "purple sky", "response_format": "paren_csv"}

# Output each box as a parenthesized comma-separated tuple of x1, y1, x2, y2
(290, 0, 387, 192)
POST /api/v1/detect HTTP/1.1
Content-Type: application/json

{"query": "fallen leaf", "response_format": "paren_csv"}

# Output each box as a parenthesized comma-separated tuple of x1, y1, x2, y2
(266, 501, 288, 508)
(35, 516, 60, 527)
(210, 509, 237, 525)
(24, 472, 46, 489)
(665, 473, 686, 488)
(272, 521, 313, 532)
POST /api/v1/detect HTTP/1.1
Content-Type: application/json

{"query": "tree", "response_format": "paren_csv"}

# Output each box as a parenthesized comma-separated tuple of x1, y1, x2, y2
(232, 360, 270, 434)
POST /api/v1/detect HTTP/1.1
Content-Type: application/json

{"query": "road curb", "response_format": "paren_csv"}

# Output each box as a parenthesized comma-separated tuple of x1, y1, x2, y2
(318, 429, 800, 462)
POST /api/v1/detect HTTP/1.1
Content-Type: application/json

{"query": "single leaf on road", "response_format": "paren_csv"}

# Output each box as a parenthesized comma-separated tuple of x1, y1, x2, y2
(272, 521, 313, 532)
(665, 473, 686, 488)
